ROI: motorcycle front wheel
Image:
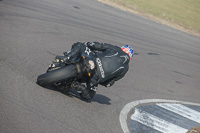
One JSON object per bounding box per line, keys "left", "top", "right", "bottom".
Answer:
{"left": 37, "top": 65, "right": 77, "bottom": 87}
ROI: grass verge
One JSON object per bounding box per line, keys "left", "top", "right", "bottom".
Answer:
{"left": 99, "top": 0, "right": 200, "bottom": 37}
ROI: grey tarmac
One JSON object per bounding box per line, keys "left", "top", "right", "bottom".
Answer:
{"left": 0, "top": 0, "right": 200, "bottom": 133}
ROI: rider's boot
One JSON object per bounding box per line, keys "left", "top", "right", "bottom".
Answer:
{"left": 75, "top": 84, "right": 91, "bottom": 100}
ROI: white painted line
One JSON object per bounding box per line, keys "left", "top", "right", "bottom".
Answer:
{"left": 119, "top": 99, "right": 200, "bottom": 133}
{"left": 157, "top": 103, "right": 200, "bottom": 123}
{"left": 131, "top": 109, "right": 188, "bottom": 133}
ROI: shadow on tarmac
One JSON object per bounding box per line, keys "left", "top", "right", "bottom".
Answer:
{"left": 92, "top": 94, "right": 111, "bottom": 105}
{"left": 38, "top": 83, "right": 111, "bottom": 105}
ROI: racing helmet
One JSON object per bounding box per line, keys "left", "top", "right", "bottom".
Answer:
{"left": 121, "top": 45, "right": 134, "bottom": 60}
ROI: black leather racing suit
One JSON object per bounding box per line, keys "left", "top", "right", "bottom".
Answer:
{"left": 66, "top": 42, "right": 130, "bottom": 100}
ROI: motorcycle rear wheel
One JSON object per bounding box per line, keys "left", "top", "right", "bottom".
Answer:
{"left": 37, "top": 65, "right": 77, "bottom": 87}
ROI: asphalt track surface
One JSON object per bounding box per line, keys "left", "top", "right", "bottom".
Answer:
{"left": 0, "top": 0, "right": 200, "bottom": 133}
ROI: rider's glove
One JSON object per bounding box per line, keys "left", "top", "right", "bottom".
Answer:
{"left": 85, "top": 42, "right": 95, "bottom": 47}
{"left": 63, "top": 56, "right": 70, "bottom": 63}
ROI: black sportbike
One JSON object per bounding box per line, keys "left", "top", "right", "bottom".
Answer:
{"left": 37, "top": 52, "right": 92, "bottom": 92}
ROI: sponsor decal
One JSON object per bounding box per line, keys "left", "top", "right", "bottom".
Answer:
{"left": 88, "top": 60, "right": 95, "bottom": 70}
{"left": 96, "top": 58, "right": 105, "bottom": 78}
{"left": 85, "top": 47, "right": 91, "bottom": 55}
{"left": 120, "top": 55, "right": 129, "bottom": 64}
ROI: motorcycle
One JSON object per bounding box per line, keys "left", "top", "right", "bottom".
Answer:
{"left": 37, "top": 52, "right": 91, "bottom": 92}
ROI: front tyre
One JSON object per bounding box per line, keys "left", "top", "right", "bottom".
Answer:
{"left": 37, "top": 65, "right": 77, "bottom": 87}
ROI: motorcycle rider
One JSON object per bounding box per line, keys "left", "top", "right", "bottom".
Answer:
{"left": 60, "top": 42, "right": 134, "bottom": 100}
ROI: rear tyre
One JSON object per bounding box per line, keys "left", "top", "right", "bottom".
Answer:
{"left": 37, "top": 65, "right": 77, "bottom": 87}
